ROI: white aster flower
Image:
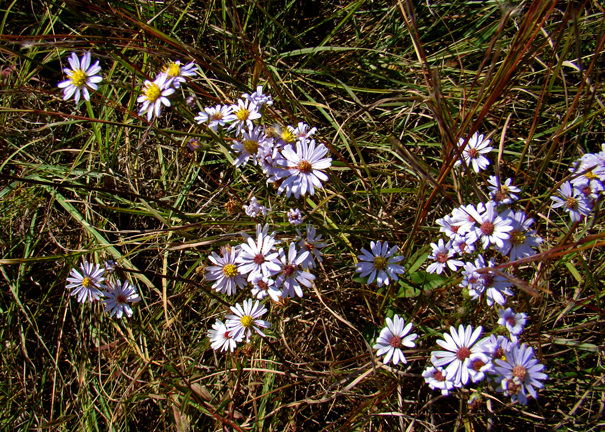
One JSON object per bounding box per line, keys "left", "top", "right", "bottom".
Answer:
{"left": 250, "top": 273, "right": 280, "bottom": 301}
{"left": 494, "top": 343, "right": 548, "bottom": 405}
{"left": 226, "top": 299, "right": 271, "bottom": 342}
{"left": 551, "top": 181, "right": 592, "bottom": 222}
{"left": 66, "top": 260, "right": 105, "bottom": 303}
{"left": 232, "top": 126, "right": 272, "bottom": 167}
{"left": 498, "top": 308, "right": 527, "bottom": 336}
{"left": 373, "top": 314, "right": 417, "bottom": 365}
{"left": 498, "top": 209, "right": 542, "bottom": 262}
{"left": 236, "top": 224, "right": 281, "bottom": 280}
{"left": 466, "top": 352, "right": 493, "bottom": 383}
{"left": 454, "top": 132, "right": 493, "bottom": 173}
{"left": 426, "top": 238, "right": 464, "bottom": 274}
{"left": 226, "top": 99, "right": 262, "bottom": 135}
{"left": 208, "top": 319, "right": 243, "bottom": 352}
{"left": 355, "top": 241, "right": 405, "bottom": 287}
{"left": 488, "top": 176, "right": 521, "bottom": 205}
{"left": 431, "top": 324, "right": 484, "bottom": 387}
{"left": 275, "top": 243, "right": 315, "bottom": 298}
{"left": 292, "top": 122, "right": 317, "bottom": 142}
{"left": 57, "top": 52, "right": 102, "bottom": 103}
{"left": 102, "top": 280, "right": 141, "bottom": 319}
{"left": 243, "top": 85, "right": 273, "bottom": 107}
{"left": 465, "top": 202, "right": 513, "bottom": 250}
{"left": 463, "top": 255, "right": 514, "bottom": 306}
{"left": 163, "top": 60, "right": 197, "bottom": 88}
{"left": 276, "top": 139, "right": 332, "bottom": 198}
{"left": 137, "top": 73, "right": 175, "bottom": 121}
{"left": 423, "top": 365, "right": 455, "bottom": 396}
{"left": 288, "top": 208, "right": 303, "bottom": 225}
{"left": 476, "top": 334, "right": 513, "bottom": 362}
{"left": 195, "top": 104, "right": 233, "bottom": 132}
{"left": 243, "top": 196, "right": 268, "bottom": 218}
{"left": 206, "top": 246, "right": 247, "bottom": 295}
{"left": 296, "top": 224, "right": 327, "bottom": 269}
{"left": 436, "top": 214, "right": 463, "bottom": 239}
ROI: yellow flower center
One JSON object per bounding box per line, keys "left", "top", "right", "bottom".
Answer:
{"left": 281, "top": 129, "right": 295, "bottom": 143}
{"left": 71, "top": 69, "right": 88, "bottom": 87}
{"left": 564, "top": 197, "right": 578, "bottom": 209}
{"left": 82, "top": 277, "right": 93, "bottom": 288}
{"left": 373, "top": 256, "right": 388, "bottom": 270}
{"left": 241, "top": 315, "right": 253, "bottom": 328}
{"left": 236, "top": 108, "right": 250, "bottom": 121}
{"left": 166, "top": 62, "right": 181, "bottom": 77}
{"left": 222, "top": 263, "right": 238, "bottom": 278}
{"left": 586, "top": 170, "right": 598, "bottom": 180}
{"left": 145, "top": 83, "right": 162, "bottom": 102}
{"left": 243, "top": 139, "right": 259, "bottom": 154}
{"left": 510, "top": 230, "right": 526, "bottom": 245}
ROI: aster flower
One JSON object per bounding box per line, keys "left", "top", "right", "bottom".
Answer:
{"left": 454, "top": 132, "right": 493, "bottom": 173}
{"left": 243, "top": 197, "right": 268, "bottom": 218}
{"left": 373, "top": 315, "right": 417, "bottom": 365}
{"left": 163, "top": 60, "right": 197, "bottom": 88}
{"left": 426, "top": 238, "right": 464, "bottom": 274}
{"left": 355, "top": 241, "right": 405, "bottom": 287}
{"left": 488, "top": 176, "right": 521, "bottom": 205}
{"left": 551, "top": 181, "right": 593, "bottom": 222}
{"left": 476, "top": 334, "right": 513, "bottom": 362}
{"left": 232, "top": 126, "right": 272, "bottom": 167}
{"left": 462, "top": 255, "right": 514, "bottom": 306}
{"left": 288, "top": 208, "right": 303, "bottom": 225}
{"left": 275, "top": 243, "right": 315, "bottom": 298}
{"left": 102, "top": 280, "right": 141, "bottom": 319}
{"left": 423, "top": 365, "right": 456, "bottom": 396}
{"left": 226, "top": 99, "right": 262, "bottom": 135}
{"left": 464, "top": 202, "right": 513, "bottom": 250}
{"left": 137, "top": 73, "right": 175, "bottom": 121}
{"left": 276, "top": 139, "right": 332, "bottom": 198}
{"left": 570, "top": 154, "right": 605, "bottom": 199}
{"left": 226, "top": 299, "right": 271, "bottom": 342}
{"left": 243, "top": 85, "right": 273, "bottom": 107}
{"left": 250, "top": 273, "right": 280, "bottom": 301}
{"left": 206, "top": 246, "right": 247, "bottom": 295}
{"left": 195, "top": 104, "right": 233, "bottom": 132}
{"left": 494, "top": 343, "right": 548, "bottom": 405}
{"left": 431, "top": 324, "right": 484, "bottom": 387}
{"left": 498, "top": 308, "right": 527, "bottom": 336}
{"left": 435, "top": 214, "right": 463, "bottom": 239}
{"left": 57, "top": 52, "right": 102, "bottom": 103}
{"left": 208, "top": 319, "right": 243, "bottom": 352}
{"left": 66, "top": 260, "right": 105, "bottom": 303}
{"left": 498, "top": 209, "right": 542, "bottom": 262}
{"left": 451, "top": 234, "right": 476, "bottom": 256}
{"left": 236, "top": 224, "right": 281, "bottom": 280}
{"left": 296, "top": 224, "right": 327, "bottom": 269}
{"left": 466, "top": 352, "right": 493, "bottom": 383}
{"left": 291, "top": 122, "right": 317, "bottom": 142}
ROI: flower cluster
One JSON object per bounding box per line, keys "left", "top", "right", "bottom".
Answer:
{"left": 66, "top": 259, "right": 141, "bottom": 319}
{"left": 137, "top": 60, "right": 198, "bottom": 121}
{"left": 195, "top": 86, "right": 332, "bottom": 199}
{"left": 431, "top": 153, "right": 543, "bottom": 307}
{"left": 423, "top": 322, "right": 547, "bottom": 405}
{"left": 57, "top": 52, "right": 198, "bottom": 122}
{"left": 206, "top": 223, "right": 326, "bottom": 352}
{"left": 550, "top": 147, "right": 605, "bottom": 222}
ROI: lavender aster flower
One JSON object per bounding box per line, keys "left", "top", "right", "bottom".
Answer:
{"left": 57, "top": 52, "right": 102, "bottom": 103}
{"left": 373, "top": 314, "right": 417, "bottom": 365}
{"left": 551, "top": 181, "right": 592, "bottom": 222}
{"left": 355, "top": 241, "right": 405, "bottom": 287}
